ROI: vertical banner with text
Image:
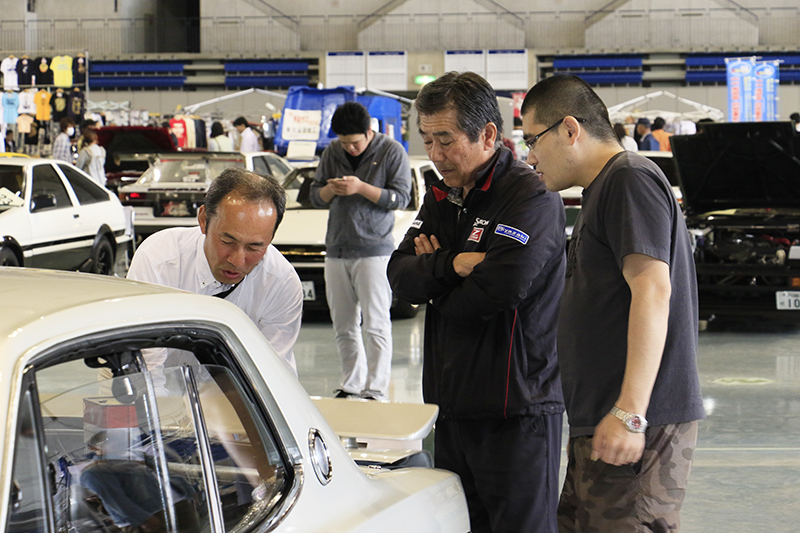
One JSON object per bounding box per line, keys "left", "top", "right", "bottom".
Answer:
{"left": 726, "top": 57, "right": 756, "bottom": 122}
{"left": 753, "top": 60, "right": 780, "bottom": 122}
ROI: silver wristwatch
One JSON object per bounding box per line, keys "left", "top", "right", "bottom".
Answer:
{"left": 609, "top": 406, "right": 648, "bottom": 433}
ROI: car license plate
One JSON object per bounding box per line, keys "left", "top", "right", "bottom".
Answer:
{"left": 302, "top": 281, "right": 316, "bottom": 301}
{"left": 776, "top": 291, "right": 800, "bottom": 310}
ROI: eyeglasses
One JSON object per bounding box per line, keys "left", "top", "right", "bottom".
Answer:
{"left": 524, "top": 117, "right": 587, "bottom": 151}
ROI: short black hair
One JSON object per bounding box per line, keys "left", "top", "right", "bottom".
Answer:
{"left": 521, "top": 75, "right": 617, "bottom": 144}
{"left": 233, "top": 117, "right": 249, "bottom": 128}
{"left": 330, "top": 102, "right": 371, "bottom": 136}
{"left": 204, "top": 168, "right": 286, "bottom": 234}
{"left": 790, "top": 112, "right": 800, "bottom": 123}
{"left": 652, "top": 117, "right": 666, "bottom": 130}
{"left": 415, "top": 71, "right": 503, "bottom": 143}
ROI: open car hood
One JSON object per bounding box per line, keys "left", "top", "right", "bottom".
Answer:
{"left": 672, "top": 121, "right": 800, "bottom": 216}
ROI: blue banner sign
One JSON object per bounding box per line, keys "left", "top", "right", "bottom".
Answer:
{"left": 726, "top": 57, "right": 756, "bottom": 122}
{"left": 753, "top": 61, "right": 780, "bottom": 122}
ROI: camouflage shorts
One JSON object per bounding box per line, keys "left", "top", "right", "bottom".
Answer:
{"left": 557, "top": 421, "right": 698, "bottom": 533}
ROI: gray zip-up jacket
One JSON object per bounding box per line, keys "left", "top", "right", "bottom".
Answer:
{"left": 310, "top": 132, "right": 412, "bottom": 258}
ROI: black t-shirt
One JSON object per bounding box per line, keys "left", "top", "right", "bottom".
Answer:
{"left": 16, "top": 58, "right": 33, "bottom": 86}
{"left": 73, "top": 55, "right": 87, "bottom": 85}
{"left": 33, "top": 57, "right": 53, "bottom": 86}
{"left": 558, "top": 151, "right": 704, "bottom": 437}
{"left": 344, "top": 151, "right": 363, "bottom": 172}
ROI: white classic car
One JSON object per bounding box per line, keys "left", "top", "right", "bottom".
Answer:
{"left": 0, "top": 155, "right": 133, "bottom": 274}
{"left": 0, "top": 268, "right": 469, "bottom": 533}
{"left": 118, "top": 151, "right": 294, "bottom": 242}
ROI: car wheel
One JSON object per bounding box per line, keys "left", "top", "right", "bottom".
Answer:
{"left": 0, "top": 247, "right": 20, "bottom": 267}
{"left": 391, "top": 298, "right": 420, "bottom": 319}
{"left": 91, "top": 237, "right": 115, "bottom": 275}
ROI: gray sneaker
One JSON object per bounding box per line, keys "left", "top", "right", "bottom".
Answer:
{"left": 360, "top": 390, "right": 388, "bottom": 401}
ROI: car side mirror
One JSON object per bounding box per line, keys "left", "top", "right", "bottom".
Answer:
{"left": 31, "top": 194, "right": 56, "bottom": 212}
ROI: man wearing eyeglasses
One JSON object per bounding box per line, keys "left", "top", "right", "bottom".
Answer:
{"left": 521, "top": 75, "right": 704, "bottom": 532}
{"left": 310, "top": 101, "right": 411, "bottom": 402}
{"left": 388, "top": 72, "right": 566, "bottom": 533}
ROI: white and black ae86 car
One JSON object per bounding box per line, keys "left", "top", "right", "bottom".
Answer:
{"left": 0, "top": 268, "right": 469, "bottom": 533}
{"left": 0, "top": 155, "right": 133, "bottom": 274}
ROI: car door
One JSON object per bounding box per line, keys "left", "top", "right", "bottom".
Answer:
{"left": 7, "top": 324, "right": 300, "bottom": 533}
{"left": 27, "top": 162, "right": 88, "bottom": 270}
{"left": 57, "top": 163, "right": 122, "bottom": 240}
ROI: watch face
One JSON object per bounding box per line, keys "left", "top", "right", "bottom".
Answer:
{"left": 629, "top": 416, "right": 643, "bottom": 431}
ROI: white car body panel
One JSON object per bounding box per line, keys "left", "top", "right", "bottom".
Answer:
{"left": 0, "top": 269, "right": 470, "bottom": 532}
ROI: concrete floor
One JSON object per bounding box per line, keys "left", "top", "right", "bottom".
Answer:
{"left": 294, "top": 309, "right": 800, "bottom": 532}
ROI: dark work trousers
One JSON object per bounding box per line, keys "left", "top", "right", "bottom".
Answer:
{"left": 434, "top": 413, "right": 563, "bottom": 533}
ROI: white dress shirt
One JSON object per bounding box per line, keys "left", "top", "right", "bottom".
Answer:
{"left": 127, "top": 227, "right": 303, "bottom": 375}
{"left": 240, "top": 127, "right": 260, "bottom": 152}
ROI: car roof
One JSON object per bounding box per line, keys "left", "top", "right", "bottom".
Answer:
{"left": 0, "top": 268, "right": 179, "bottom": 334}
{"left": 0, "top": 156, "right": 67, "bottom": 167}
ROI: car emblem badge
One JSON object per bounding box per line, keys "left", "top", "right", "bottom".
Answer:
{"left": 468, "top": 228, "right": 484, "bottom": 243}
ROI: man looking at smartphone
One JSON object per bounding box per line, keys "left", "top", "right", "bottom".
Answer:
{"left": 310, "top": 102, "right": 411, "bottom": 401}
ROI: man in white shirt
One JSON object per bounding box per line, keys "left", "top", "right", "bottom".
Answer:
{"left": 127, "top": 168, "right": 304, "bottom": 375}
{"left": 234, "top": 116, "right": 261, "bottom": 152}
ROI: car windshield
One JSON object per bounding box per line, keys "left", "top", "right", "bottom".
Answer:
{"left": 137, "top": 158, "right": 246, "bottom": 185}
{"left": 0, "top": 165, "right": 26, "bottom": 199}
{"left": 283, "top": 167, "right": 318, "bottom": 209}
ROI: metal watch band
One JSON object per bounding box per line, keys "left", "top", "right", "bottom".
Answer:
{"left": 610, "top": 406, "right": 648, "bottom": 433}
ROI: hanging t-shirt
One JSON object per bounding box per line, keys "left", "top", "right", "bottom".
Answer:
{"left": 1, "top": 57, "right": 19, "bottom": 90}
{"left": 52, "top": 89, "right": 68, "bottom": 121}
{"left": 33, "top": 57, "right": 53, "bottom": 86}
{"left": 169, "top": 116, "right": 189, "bottom": 148}
{"left": 51, "top": 55, "right": 74, "bottom": 88}
{"left": 73, "top": 55, "right": 88, "bottom": 85}
{"left": 17, "top": 89, "right": 36, "bottom": 115}
{"left": 15, "top": 58, "right": 33, "bottom": 86}
{"left": 68, "top": 89, "right": 85, "bottom": 120}
{"left": 183, "top": 116, "right": 196, "bottom": 149}
{"left": 35, "top": 90, "right": 52, "bottom": 121}
{"left": 16, "top": 114, "right": 34, "bottom": 134}
{"left": 2, "top": 92, "right": 20, "bottom": 125}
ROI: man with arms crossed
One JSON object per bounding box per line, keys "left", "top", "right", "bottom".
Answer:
{"left": 127, "top": 168, "right": 303, "bottom": 376}
{"left": 388, "top": 72, "right": 566, "bottom": 533}
{"left": 521, "top": 75, "right": 704, "bottom": 532}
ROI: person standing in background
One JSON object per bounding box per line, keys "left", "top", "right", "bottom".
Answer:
{"left": 52, "top": 117, "right": 75, "bottom": 162}
{"left": 614, "top": 123, "right": 638, "bottom": 152}
{"left": 209, "top": 122, "right": 233, "bottom": 152}
{"left": 311, "top": 102, "right": 411, "bottom": 402}
{"left": 651, "top": 117, "right": 672, "bottom": 152}
{"left": 234, "top": 117, "right": 260, "bottom": 152}
{"left": 76, "top": 128, "right": 107, "bottom": 187}
{"left": 635, "top": 118, "right": 660, "bottom": 151}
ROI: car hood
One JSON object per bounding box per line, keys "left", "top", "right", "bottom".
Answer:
{"left": 672, "top": 121, "right": 800, "bottom": 216}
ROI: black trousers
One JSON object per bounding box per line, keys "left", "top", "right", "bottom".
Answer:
{"left": 435, "top": 413, "right": 563, "bottom": 533}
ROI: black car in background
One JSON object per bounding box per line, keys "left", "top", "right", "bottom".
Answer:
{"left": 672, "top": 121, "right": 800, "bottom": 321}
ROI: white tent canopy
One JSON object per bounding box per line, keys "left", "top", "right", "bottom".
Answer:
{"left": 607, "top": 90, "right": 725, "bottom": 123}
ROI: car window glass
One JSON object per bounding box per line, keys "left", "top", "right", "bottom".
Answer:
{"left": 0, "top": 165, "right": 26, "bottom": 197}
{"left": 22, "top": 336, "right": 290, "bottom": 533}
{"left": 265, "top": 157, "right": 291, "bottom": 181}
{"left": 405, "top": 168, "right": 419, "bottom": 211}
{"left": 58, "top": 164, "right": 110, "bottom": 205}
{"left": 31, "top": 164, "right": 72, "bottom": 211}
{"left": 6, "top": 387, "right": 48, "bottom": 533}
{"left": 421, "top": 166, "right": 440, "bottom": 191}
{"left": 137, "top": 158, "right": 245, "bottom": 185}
{"left": 252, "top": 157, "right": 270, "bottom": 177}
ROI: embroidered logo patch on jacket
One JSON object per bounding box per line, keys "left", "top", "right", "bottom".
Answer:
{"left": 468, "top": 227, "right": 484, "bottom": 243}
{"left": 494, "top": 224, "right": 529, "bottom": 245}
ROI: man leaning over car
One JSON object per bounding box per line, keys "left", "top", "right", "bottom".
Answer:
{"left": 127, "top": 168, "right": 303, "bottom": 377}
